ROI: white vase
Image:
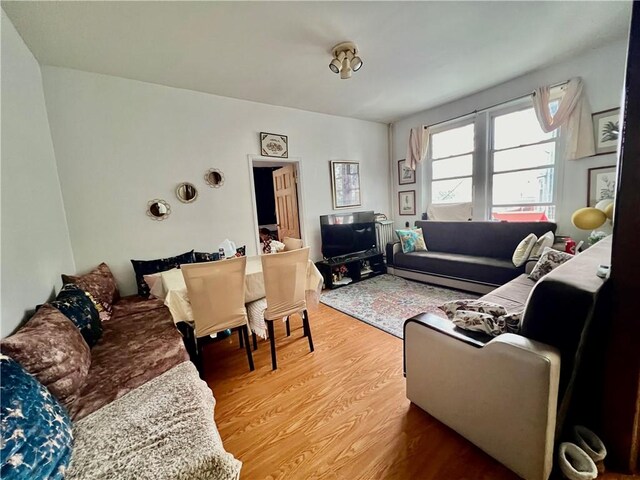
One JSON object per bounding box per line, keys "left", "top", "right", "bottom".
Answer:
{"left": 558, "top": 442, "right": 598, "bottom": 480}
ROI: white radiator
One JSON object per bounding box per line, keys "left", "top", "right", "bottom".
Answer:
{"left": 375, "top": 220, "right": 394, "bottom": 255}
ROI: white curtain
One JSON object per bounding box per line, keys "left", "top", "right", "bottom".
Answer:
{"left": 406, "top": 126, "right": 430, "bottom": 170}
{"left": 532, "top": 77, "right": 595, "bottom": 160}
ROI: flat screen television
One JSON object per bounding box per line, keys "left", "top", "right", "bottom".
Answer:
{"left": 320, "top": 211, "right": 377, "bottom": 259}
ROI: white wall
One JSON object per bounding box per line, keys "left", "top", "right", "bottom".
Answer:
{"left": 392, "top": 40, "right": 628, "bottom": 241}
{"left": 0, "top": 12, "right": 75, "bottom": 336}
{"left": 41, "top": 67, "right": 390, "bottom": 295}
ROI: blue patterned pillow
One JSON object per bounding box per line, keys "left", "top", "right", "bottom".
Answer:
{"left": 0, "top": 355, "right": 73, "bottom": 479}
{"left": 395, "top": 228, "right": 428, "bottom": 254}
{"left": 131, "top": 250, "right": 195, "bottom": 297}
{"left": 51, "top": 283, "right": 102, "bottom": 347}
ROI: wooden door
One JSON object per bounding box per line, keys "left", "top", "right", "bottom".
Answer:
{"left": 272, "top": 164, "right": 300, "bottom": 241}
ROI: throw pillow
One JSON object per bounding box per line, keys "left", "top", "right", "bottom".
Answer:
{"left": 529, "top": 231, "right": 555, "bottom": 259}
{"left": 0, "top": 355, "right": 73, "bottom": 480}
{"left": 143, "top": 267, "right": 179, "bottom": 299}
{"left": 51, "top": 284, "right": 102, "bottom": 347}
{"left": 62, "top": 263, "right": 119, "bottom": 321}
{"left": 0, "top": 305, "right": 91, "bottom": 409}
{"left": 395, "top": 228, "right": 427, "bottom": 254}
{"left": 512, "top": 233, "right": 537, "bottom": 267}
{"left": 528, "top": 246, "right": 574, "bottom": 281}
{"left": 451, "top": 310, "right": 524, "bottom": 337}
{"left": 439, "top": 299, "right": 507, "bottom": 319}
{"left": 194, "top": 251, "right": 221, "bottom": 263}
{"left": 131, "top": 250, "right": 195, "bottom": 297}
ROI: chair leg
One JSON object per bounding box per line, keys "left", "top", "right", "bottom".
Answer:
{"left": 238, "top": 329, "right": 244, "bottom": 349}
{"left": 241, "top": 326, "right": 255, "bottom": 371}
{"left": 267, "top": 319, "right": 277, "bottom": 370}
{"left": 285, "top": 317, "right": 291, "bottom": 337}
{"left": 194, "top": 336, "right": 204, "bottom": 378}
{"left": 252, "top": 332, "right": 258, "bottom": 351}
{"left": 302, "top": 310, "right": 314, "bottom": 353}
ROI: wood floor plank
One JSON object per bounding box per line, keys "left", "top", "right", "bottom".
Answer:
{"left": 201, "top": 303, "right": 634, "bottom": 479}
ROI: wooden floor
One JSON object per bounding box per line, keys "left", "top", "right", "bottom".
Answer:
{"left": 203, "top": 303, "right": 636, "bottom": 480}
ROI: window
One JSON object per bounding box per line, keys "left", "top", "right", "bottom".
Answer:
{"left": 426, "top": 97, "right": 560, "bottom": 221}
{"left": 430, "top": 123, "right": 474, "bottom": 204}
{"left": 490, "top": 105, "right": 558, "bottom": 222}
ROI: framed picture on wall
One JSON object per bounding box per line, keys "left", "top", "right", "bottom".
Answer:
{"left": 398, "top": 159, "right": 416, "bottom": 185}
{"left": 398, "top": 190, "right": 416, "bottom": 216}
{"left": 260, "top": 132, "right": 288, "bottom": 158}
{"left": 592, "top": 109, "right": 620, "bottom": 155}
{"left": 587, "top": 165, "right": 616, "bottom": 207}
{"left": 330, "top": 161, "right": 361, "bottom": 209}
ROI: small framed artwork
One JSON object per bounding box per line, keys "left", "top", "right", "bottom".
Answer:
{"left": 330, "top": 161, "right": 361, "bottom": 209}
{"left": 260, "top": 132, "right": 288, "bottom": 158}
{"left": 587, "top": 165, "right": 616, "bottom": 207}
{"left": 592, "top": 108, "right": 620, "bottom": 155}
{"left": 398, "top": 159, "right": 416, "bottom": 185}
{"left": 398, "top": 190, "right": 416, "bottom": 216}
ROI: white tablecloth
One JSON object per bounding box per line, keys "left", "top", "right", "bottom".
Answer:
{"left": 155, "top": 256, "right": 323, "bottom": 339}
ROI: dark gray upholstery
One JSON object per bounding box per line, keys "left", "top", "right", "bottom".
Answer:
{"left": 389, "top": 221, "right": 557, "bottom": 288}
{"left": 394, "top": 251, "right": 521, "bottom": 286}
{"left": 414, "top": 221, "right": 557, "bottom": 259}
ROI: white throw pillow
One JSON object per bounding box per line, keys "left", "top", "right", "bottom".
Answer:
{"left": 529, "top": 231, "right": 555, "bottom": 259}
{"left": 512, "top": 233, "right": 537, "bottom": 267}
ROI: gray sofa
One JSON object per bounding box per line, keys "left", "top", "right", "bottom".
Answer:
{"left": 404, "top": 236, "right": 611, "bottom": 480}
{"left": 387, "top": 221, "right": 557, "bottom": 293}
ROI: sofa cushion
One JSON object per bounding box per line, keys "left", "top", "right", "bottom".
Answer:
{"left": 1, "top": 305, "right": 91, "bottom": 409}
{"left": 111, "top": 295, "right": 167, "bottom": 318}
{"left": 481, "top": 274, "right": 535, "bottom": 312}
{"left": 62, "top": 263, "right": 119, "bottom": 321}
{"left": 131, "top": 250, "right": 195, "bottom": 297}
{"left": 66, "top": 362, "right": 241, "bottom": 480}
{"left": 51, "top": 284, "right": 103, "bottom": 347}
{"left": 69, "top": 306, "right": 188, "bottom": 420}
{"left": 394, "top": 251, "right": 521, "bottom": 286}
{"left": 530, "top": 231, "right": 555, "bottom": 258}
{"left": 396, "top": 228, "right": 427, "bottom": 253}
{"left": 528, "top": 247, "right": 574, "bottom": 281}
{"left": 414, "top": 221, "right": 557, "bottom": 259}
{"left": 0, "top": 355, "right": 73, "bottom": 480}
{"left": 512, "top": 233, "right": 537, "bottom": 267}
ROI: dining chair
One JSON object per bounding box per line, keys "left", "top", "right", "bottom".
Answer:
{"left": 181, "top": 257, "right": 254, "bottom": 373}
{"left": 282, "top": 237, "right": 303, "bottom": 251}
{"left": 260, "top": 247, "right": 314, "bottom": 370}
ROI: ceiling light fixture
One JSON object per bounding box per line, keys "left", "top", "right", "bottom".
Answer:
{"left": 329, "top": 42, "right": 362, "bottom": 79}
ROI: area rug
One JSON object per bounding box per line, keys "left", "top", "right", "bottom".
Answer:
{"left": 320, "top": 274, "right": 477, "bottom": 339}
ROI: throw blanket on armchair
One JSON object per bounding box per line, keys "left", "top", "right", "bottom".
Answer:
{"left": 66, "top": 362, "right": 241, "bottom": 480}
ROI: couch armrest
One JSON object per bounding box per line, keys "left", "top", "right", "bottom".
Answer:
{"left": 386, "top": 241, "right": 401, "bottom": 266}
{"left": 405, "top": 320, "right": 560, "bottom": 480}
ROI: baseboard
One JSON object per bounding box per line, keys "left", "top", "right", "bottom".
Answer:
{"left": 387, "top": 267, "right": 496, "bottom": 295}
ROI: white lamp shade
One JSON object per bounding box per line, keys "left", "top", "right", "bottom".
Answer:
{"left": 595, "top": 198, "right": 614, "bottom": 212}
{"left": 351, "top": 56, "right": 363, "bottom": 71}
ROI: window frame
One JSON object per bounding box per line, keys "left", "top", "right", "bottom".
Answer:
{"left": 426, "top": 116, "right": 476, "bottom": 207}
{"left": 487, "top": 99, "right": 561, "bottom": 221}
{"left": 424, "top": 94, "right": 565, "bottom": 222}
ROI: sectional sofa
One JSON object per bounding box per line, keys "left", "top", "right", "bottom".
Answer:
{"left": 387, "top": 220, "right": 558, "bottom": 293}
{"left": 1, "top": 264, "right": 241, "bottom": 480}
{"left": 404, "top": 236, "right": 612, "bottom": 480}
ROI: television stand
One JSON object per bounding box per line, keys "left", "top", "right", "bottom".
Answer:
{"left": 316, "top": 251, "right": 386, "bottom": 290}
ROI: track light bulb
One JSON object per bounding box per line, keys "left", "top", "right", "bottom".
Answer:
{"left": 351, "top": 55, "right": 363, "bottom": 72}
{"left": 340, "top": 57, "right": 352, "bottom": 79}
{"left": 329, "top": 58, "right": 341, "bottom": 74}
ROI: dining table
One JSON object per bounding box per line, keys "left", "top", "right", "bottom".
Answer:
{"left": 151, "top": 255, "right": 324, "bottom": 339}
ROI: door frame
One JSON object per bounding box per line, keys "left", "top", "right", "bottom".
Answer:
{"left": 247, "top": 155, "right": 307, "bottom": 256}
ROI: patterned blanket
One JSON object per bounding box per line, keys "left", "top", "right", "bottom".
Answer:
{"left": 66, "top": 362, "right": 241, "bottom": 480}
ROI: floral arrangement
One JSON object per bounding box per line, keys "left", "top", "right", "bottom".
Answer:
{"left": 588, "top": 230, "right": 609, "bottom": 246}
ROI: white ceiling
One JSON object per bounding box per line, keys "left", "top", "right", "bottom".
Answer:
{"left": 2, "top": 1, "right": 632, "bottom": 123}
